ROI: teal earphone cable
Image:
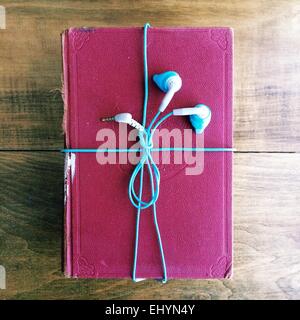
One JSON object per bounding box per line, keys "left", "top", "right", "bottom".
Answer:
{"left": 131, "top": 23, "right": 168, "bottom": 282}
{"left": 142, "top": 23, "right": 151, "bottom": 127}
{"left": 62, "top": 148, "right": 235, "bottom": 153}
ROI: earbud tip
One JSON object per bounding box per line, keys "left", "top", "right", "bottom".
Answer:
{"left": 153, "top": 71, "right": 178, "bottom": 92}
{"left": 189, "top": 114, "right": 204, "bottom": 134}
{"left": 189, "top": 104, "right": 211, "bottom": 134}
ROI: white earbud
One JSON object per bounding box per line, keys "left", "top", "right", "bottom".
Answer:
{"left": 153, "top": 71, "right": 182, "bottom": 112}
{"left": 159, "top": 75, "right": 182, "bottom": 112}
{"left": 101, "top": 113, "right": 144, "bottom": 131}
{"left": 173, "top": 105, "right": 210, "bottom": 117}
{"left": 173, "top": 104, "right": 212, "bottom": 134}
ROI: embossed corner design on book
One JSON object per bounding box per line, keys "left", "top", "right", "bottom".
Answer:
{"left": 77, "top": 256, "right": 95, "bottom": 277}
{"left": 210, "top": 29, "right": 228, "bottom": 51}
{"left": 210, "top": 256, "right": 232, "bottom": 278}
{"left": 71, "top": 28, "right": 94, "bottom": 52}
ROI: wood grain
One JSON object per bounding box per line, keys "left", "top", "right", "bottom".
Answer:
{"left": 0, "top": 152, "right": 299, "bottom": 300}
{"left": 0, "top": 0, "right": 299, "bottom": 150}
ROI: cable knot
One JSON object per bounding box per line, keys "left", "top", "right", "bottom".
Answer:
{"left": 128, "top": 128, "right": 160, "bottom": 211}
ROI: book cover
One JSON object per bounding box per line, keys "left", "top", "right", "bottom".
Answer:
{"left": 62, "top": 26, "right": 233, "bottom": 279}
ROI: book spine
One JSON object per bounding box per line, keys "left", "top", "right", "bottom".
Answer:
{"left": 62, "top": 30, "right": 73, "bottom": 277}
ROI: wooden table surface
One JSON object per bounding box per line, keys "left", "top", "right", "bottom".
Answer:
{"left": 0, "top": 0, "right": 300, "bottom": 300}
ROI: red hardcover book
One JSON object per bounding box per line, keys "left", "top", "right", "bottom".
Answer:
{"left": 62, "top": 26, "right": 233, "bottom": 279}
